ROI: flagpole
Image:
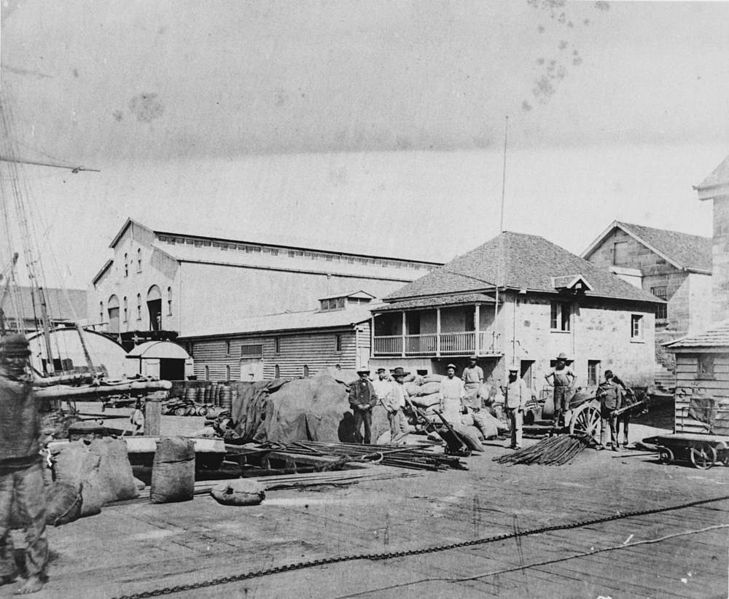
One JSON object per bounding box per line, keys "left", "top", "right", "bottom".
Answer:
{"left": 493, "top": 116, "right": 508, "bottom": 354}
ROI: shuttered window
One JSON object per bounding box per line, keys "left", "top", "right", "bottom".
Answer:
{"left": 241, "top": 344, "right": 263, "bottom": 358}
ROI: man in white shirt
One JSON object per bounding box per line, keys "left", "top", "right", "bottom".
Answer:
{"left": 461, "top": 356, "right": 484, "bottom": 411}
{"left": 438, "top": 363, "right": 465, "bottom": 425}
{"left": 381, "top": 367, "right": 409, "bottom": 445}
{"left": 504, "top": 367, "right": 529, "bottom": 450}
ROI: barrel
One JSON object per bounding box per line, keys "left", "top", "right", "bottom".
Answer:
{"left": 220, "top": 385, "right": 232, "bottom": 411}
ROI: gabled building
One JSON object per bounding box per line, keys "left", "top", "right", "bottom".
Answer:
{"left": 371, "top": 231, "right": 663, "bottom": 390}
{"left": 582, "top": 221, "right": 713, "bottom": 369}
{"left": 88, "top": 218, "right": 440, "bottom": 348}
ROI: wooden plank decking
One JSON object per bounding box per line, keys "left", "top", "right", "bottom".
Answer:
{"left": 6, "top": 440, "right": 729, "bottom": 599}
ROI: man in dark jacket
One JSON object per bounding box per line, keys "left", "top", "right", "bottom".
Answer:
{"left": 597, "top": 369, "right": 623, "bottom": 452}
{"left": 0, "top": 334, "right": 48, "bottom": 594}
{"left": 348, "top": 366, "right": 378, "bottom": 444}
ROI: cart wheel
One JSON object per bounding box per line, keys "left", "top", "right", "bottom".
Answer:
{"left": 657, "top": 446, "right": 674, "bottom": 464}
{"left": 690, "top": 443, "right": 717, "bottom": 470}
{"left": 569, "top": 403, "right": 601, "bottom": 442}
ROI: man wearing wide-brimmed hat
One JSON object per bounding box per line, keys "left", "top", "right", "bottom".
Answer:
{"left": 348, "top": 366, "right": 378, "bottom": 444}
{"left": 544, "top": 352, "right": 576, "bottom": 427}
{"left": 0, "top": 334, "right": 48, "bottom": 594}
{"left": 382, "top": 367, "right": 409, "bottom": 445}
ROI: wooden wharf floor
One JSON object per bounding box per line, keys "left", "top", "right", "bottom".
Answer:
{"left": 2, "top": 434, "right": 728, "bottom": 599}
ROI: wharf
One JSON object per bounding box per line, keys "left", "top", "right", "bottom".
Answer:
{"left": 6, "top": 427, "right": 728, "bottom": 599}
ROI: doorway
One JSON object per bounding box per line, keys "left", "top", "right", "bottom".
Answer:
{"left": 147, "top": 285, "right": 162, "bottom": 331}
{"left": 520, "top": 360, "right": 535, "bottom": 389}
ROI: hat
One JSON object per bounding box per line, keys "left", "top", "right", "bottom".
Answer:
{"left": 0, "top": 334, "right": 30, "bottom": 357}
{"left": 446, "top": 363, "right": 457, "bottom": 370}
{"left": 376, "top": 367, "right": 387, "bottom": 373}
{"left": 390, "top": 367, "right": 409, "bottom": 378}
{"left": 356, "top": 365, "right": 370, "bottom": 374}
{"left": 469, "top": 355, "right": 477, "bottom": 360}
{"left": 556, "top": 352, "right": 569, "bottom": 361}
{"left": 508, "top": 367, "right": 519, "bottom": 373}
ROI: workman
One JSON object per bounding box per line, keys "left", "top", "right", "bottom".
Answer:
{"left": 597, "top": 370, "right": 623, "bottom": 451}
{"left": 544, "top": 352, "right": 576, "bottom": 427}
{"left": 461, "top": 356, "right": 484, "bottom": 411}
{"left": 348, "top": 366, "right": 378, "bottom": 444}
{"left": 504, "top": 367, "right": 529, "bottom": 450}
{"left": 612, "top": 373, "right": 634, "bottom": 447}
{"left": 438, "top": 363, "right": 465, "bottom": 425}
{"left": 0, "top": 334, "right": 48, "bottom": 594}
{"left": 382, "top": 367, "right": 409, "bottom": 445}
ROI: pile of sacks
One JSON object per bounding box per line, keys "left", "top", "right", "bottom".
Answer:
{"left": 11, "top": 438, "right": 142, "bottom": 529}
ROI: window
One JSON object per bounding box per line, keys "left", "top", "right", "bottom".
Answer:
{"left": 303, "top": 365, "right": 309, "bottom": 378}
{"left": 587, "top": 360, "right": 601, "bottom": 386}
{"left": 651, "top": 286, "right": 667, "bottom": 320}
{"left": 335, "top": 334, "right": 342, "bottom": 352}
{"left": 274, "top": 337, "right": 281, "bottom": 354}
{"left": 697, "top": 354, "right": 715, "bottom": 379}
{"left": 136, "top": 294, "right": 142, "bottom": 320}
{"left": 123, "top": 296, "right": 128, "bottom": 323}
{"left": 613, "top": 241, "right": 629, "bottom": 266}
{"left": 226, "top": 365, "right": 231, "bottom": 381}
{"left": 167, "top": 287, "right": 173, "bottom": 316}
{"left": 204, "top": 365, "right": 209, "bottom": 380}
{"left": 550, "top": 302, "right": 570, "bottom": 332}
{"left": 123, "top": 253, "right": 128, "bottom": 277}
{"left": 630, "top": 314, "right": 643, "bottom": 340}
{"left": 225, "top": 340, "right": 231, "bottom": 355}
{"left": 241, "top": 344, "right": 263, "bottom": 358}
{"left": 274, "top": 364, "right": 280, "bottom": 378}
{"left": 137, "top": 248, "right": 142, "bottom": 273}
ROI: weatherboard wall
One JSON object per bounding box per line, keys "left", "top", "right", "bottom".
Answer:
{"left": 673, "top": 353, "right": 729, "bottom": 435}
{"left": 713, "top": 197, "right": 729, "bottom": 322}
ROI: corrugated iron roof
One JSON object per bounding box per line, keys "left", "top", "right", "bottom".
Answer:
{"left": 180, "top": 306, "right": 372, "bottom": 339}
{"left": 374, "top": 292, "right": 496, "bottom": 312}
{"left": 386, "top": 231, "right": 662, "bottom": 304}
{"left": 665, "top": 320, "right": 729, "bottom": 350}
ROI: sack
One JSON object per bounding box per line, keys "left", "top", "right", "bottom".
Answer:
{"left": 411, "top": 394, "right": 440, "bottom": 409}
{"left": 452, "top": 424, "right": 485, "bottom": 452}
{"left": 404, "top": 382, "right": 420, "bottom": 396}
{"left": 46, "top": 481, "right": 82, "bottom": 526}
{"left": 88, "top": 438, "right": 139, "bottom": 503}
{"left": 210, "top": 480, "right": 265, "bottom": 506}
{"left": 423, "top": 375, "right": 443, "bottom": 384}
{"left": 150, "top": 437, "right": 195, "bottom": 504}
{"left": 417, "top": 382, "right": 441, "bottom": 396}
{"left": 53, "top": 442, "right": 100, "bottom": 492}
{"left": 79, "top": 474, "right": 104, "bottom": 518}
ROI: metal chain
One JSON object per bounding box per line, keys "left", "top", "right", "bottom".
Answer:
{"left": 112, "top": 493, "right": 729, "bottom": 599}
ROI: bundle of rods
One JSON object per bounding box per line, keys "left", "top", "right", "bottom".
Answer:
{"left": 493, "top": 434, "right": 592, "bottom": 466}
{"left": 280, "top": 440, "right": 467, "bottom": 471}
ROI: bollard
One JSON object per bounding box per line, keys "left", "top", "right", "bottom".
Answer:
{"left": 144, "top": 391, "right": 167, "bottom": 436}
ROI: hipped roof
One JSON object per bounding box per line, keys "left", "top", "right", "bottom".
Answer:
{"left": 386, "top": 231, "right": 662, "bottom": 304}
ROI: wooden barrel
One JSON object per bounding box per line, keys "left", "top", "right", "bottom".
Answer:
{"left": 184, "top": 387, "right": 197, "bottom": 403}
{"left": 220, "top": 385, "right": 232, "bottom": 411}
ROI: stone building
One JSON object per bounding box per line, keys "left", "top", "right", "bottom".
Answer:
{"left": 581, "top": 221, "right": 713, "bottom": 369}
{"left": 694, "top": 155, "right": 729, "bottom": 323}
{"left": 370, "top": 231, "right": 663, "bottom": 393}
{"left": 88, "top": 218, "right": 439, "bottom": 349}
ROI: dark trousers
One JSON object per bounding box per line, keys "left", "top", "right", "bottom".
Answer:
{"left": 0, "top": 462, "right": 48, "bottom": 578}
{"left": 353, "top": 409, "right": 373, "bottom": 444}
{"left": 553, "top": 386, "right": 570, "bottom": 423}
{"left": 600, "top": 406, "right": 618, "bottom": 447}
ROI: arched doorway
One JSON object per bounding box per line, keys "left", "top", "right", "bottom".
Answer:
{"left": 147, "top": 285, "right": 162, "bottom": 331}
{"left": 107, "top": 295, "right": 120, "bottom": 333}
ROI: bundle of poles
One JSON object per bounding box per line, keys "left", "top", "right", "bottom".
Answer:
{"left": 493, "top": 434, "right": 593, "bottom": 466}
{"left": 277, "top": 440, "right": 468, "bottom": 471}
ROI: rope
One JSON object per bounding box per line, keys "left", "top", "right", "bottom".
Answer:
{"left": 111, "top": 493, "right": 729, "bottom": 599}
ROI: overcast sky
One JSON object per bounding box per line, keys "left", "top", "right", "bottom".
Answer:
{"left": 0, "top": 1, "right": 726, "bottom": 288}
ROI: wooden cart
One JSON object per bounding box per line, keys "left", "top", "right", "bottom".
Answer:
{"left": 523, "top": 390, "right": 602, "bottom": 441}
{"left": 649, "top": 432, "right": 729, "bottom": 469}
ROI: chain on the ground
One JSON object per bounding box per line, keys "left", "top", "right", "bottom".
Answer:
{"left": 112, "top": 493, "right": 729, "bottom": 599}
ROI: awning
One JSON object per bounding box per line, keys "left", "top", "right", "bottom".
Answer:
{"left": 373, "top": 293, "right": 496, "bottom": 313}
{"left": 127, "top": 341, "right": 190, "bottom": 360}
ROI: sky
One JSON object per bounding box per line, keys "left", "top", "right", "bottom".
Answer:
{"left": 0, "top": 0, "right": 726, "bottom": 288}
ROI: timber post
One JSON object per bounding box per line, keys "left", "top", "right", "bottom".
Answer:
{"left": 144, "top": 391, "right": 167, "bottom": 436}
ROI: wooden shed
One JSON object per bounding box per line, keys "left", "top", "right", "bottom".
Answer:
{"left": 665, "top": 320, "right": 729, "bottom": 435}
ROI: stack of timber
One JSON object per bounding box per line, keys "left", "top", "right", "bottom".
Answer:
{"left": 275, "top": 440, "right": 468, "bottom": 471}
